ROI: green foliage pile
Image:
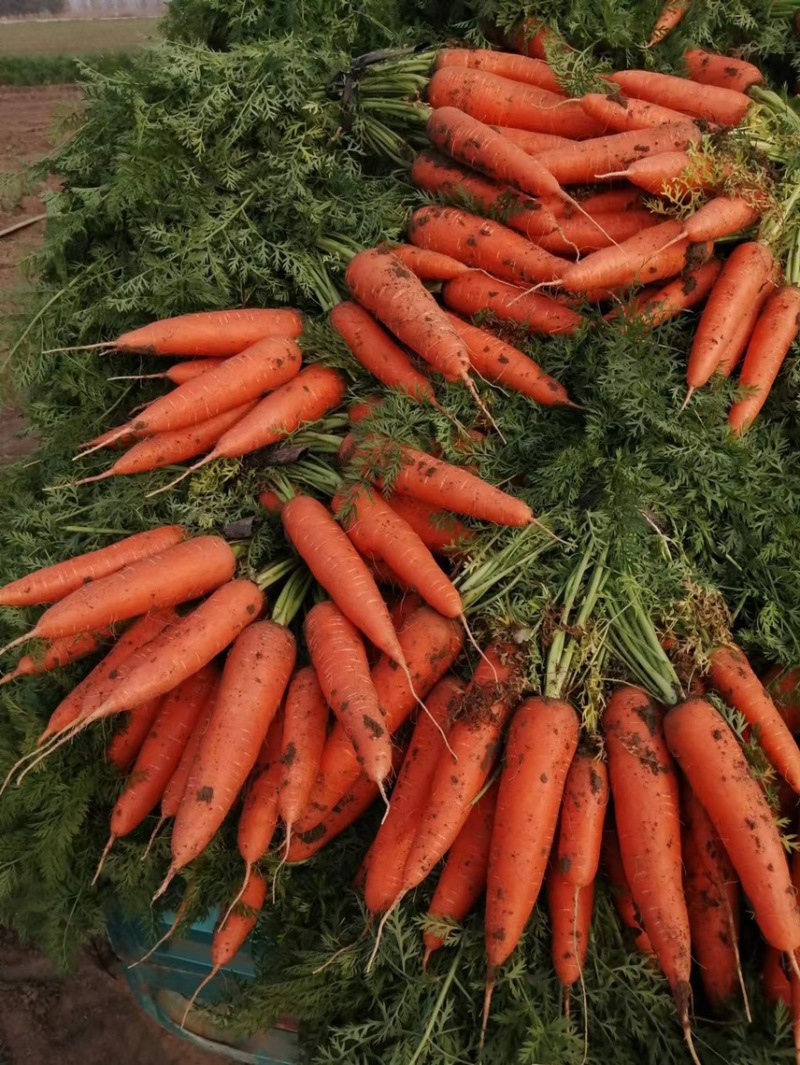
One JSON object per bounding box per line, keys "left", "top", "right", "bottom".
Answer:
{"left": 2, "top": 2, "right": 800, "bottom": 1063}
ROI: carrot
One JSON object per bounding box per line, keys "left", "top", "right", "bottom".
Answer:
{"left": 181, "top": 870, "right": 267, "bottom": 1027}
{"left": 601, "top": 826, "right": 654, "bottom": 955}
{"left": 294, "top": 606, "right": 463, "bottom": 830}
{"left": 364, "top": 676, "right": 462, "bottom": 915}
{"left": 427, "top": 67, "right": 607, "bottom": 140}
{"left": 536, "top": 210, "right": 661, "bottom": 255}
{"left": 508, "top": 20, "right": 572, "bottom": 61}
{"left": 547, "top": 868, "right": 594, "bottom": 1004}
{"left": 580, "top": 92, "right": 693, "bottom": 132}
{"left": 681, "top": 780, "right": 745, "bottom": 1013}
{"left": 258, "top": 488, "right": 285, "bottom": 516}
{"left": 108, "top": 358, "right": 220, "bottom": 385}
{"left": 160, "top": 620, "right": 295, "bottom": 886}
{"left": 764, "top": 666, "right": 800, "bottom": 735}
{"left": 0, "top": 525, "right": 186, "bottom": 608}
{"left": 52, "top": 308, "right": 304, "bottom": 358}
{"left": 106, "top": 696, "right": 163, "bottom": 772}
{"left": 683, "top": 49, "right": 764, "bottom": 93}
{"left": 535, "top": 123, "right": 702, "bottom": 186}
{"left": 682, "top": 196, "right": 761, "bottom": 244}
{"left": 305, "top": 601, "right": 392, "bottom": 792}
{"left": 384, "top": 493, "right": 474, "bottom": 555}
{"left": 561, "top": 219, "right": 689, "bottom": 293}
{"left": 71, "top": 401, "right": 259, "bottom": 487}
{"left": 282, "top": 494, "right": 406, "bottom": 666}
{"left": 556, "top": 751, "right": 609, "bottom": 887}
{"left": 646, "top": 0, "right": 688, "bottom": 47}
{"left": 445, "top": 312, "right": 576, "bottom": 407}
{"left": 604, "top": 686, "right": 696, "bottom": 1060}
{"left": 435, "top": 48, "right": 562, "bottom": 95}
{"left": 408, "top": 204, "right": 564, "bottom": 285}
{"left": 1, "top": 536, "right": 236, "bottom": 655}
{"left": 443, "top": 272, "right": 583, "bottom": 336}
{"left": 630, "top": 258, "right": 722, "bottom": 328}
{"left": 426, "top": 106, "right": 569, "bottom": 202}
{"left": 608, "top": 70, "right": 751, "bottom": 126}
{"left": 0, "top": 627, "right": 111, "bottom": 688}
{"left": 707, "top": 643, "right": 800, "bottom": 793}
{"left": 278, "top": 667, "right": 329, "bottom": 852}
{"left": 389, "top": 244, "right": 469, "bottom": 280}
{"left": 663, "top": 696, "right": 800, "bottom": 953}
{"left": 93, "top": 665, "right": 218, "bottom": 884}
{"left": 388, "top": 591, "right": 424, "bottom": 631}
{"left": 492, "top": 126, "right": 574, "bottom": 152}
{"left": 422, "top": 778, "right": 498, "bottom": 968}
{"left": 343, "top": 433, "right": 535, "bottom": 526}
{"left": 763, "top": 947, "right": 792, "bottom": 1010}
{"left": 602, "top": 151, "right": 701, "bottom": 195}
{"left": 329, "top": 302, "right": 437, "bottom": 404}
{"left": 728, "top": 286, "right": 800, "bottom": 434}
{"left": 685, "top": 241, "right": 777, "bottom": 399}
{"left": 333, "top": 486, "right": 462, "bottom": 620}
{"left": 483, "top": 695, "right": 579, "bottom": 1038}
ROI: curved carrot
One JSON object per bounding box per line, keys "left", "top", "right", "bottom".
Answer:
{"left": 508, "top": 20, "right": 572, "bottom": 61}
{"left": 108, "top": 308, "right": 302, "bottom": 357}
{"left": 683, "top": 49, "right": 764, "bottom": 93}
{"left": 604, "top": 151, "right": 699, "bottom": 195}
{"left": 279, "top": 667, "right": 329, "bottom": 849}
{"left": 329, "top": 301, "right": 437, "bottom": 403}
{"left": 580, "top": 92, "right": 691, "bottom": 131}
{"left": 763, "top": 666, "right": 800, "bottom": 735}
{"left": 556, "top": 750, "right": 609, "bottom": 886}
{"left": 547, "top": 868, "right": 594, "bottom": 997}
{"left": 443, "top": 272, "right": 583, "bottom": 336}
{"left": 0, "top": 525, "right": 186, "bottom": 608}
{"left": 664, "top": 696, "right": 800, "bottom": 953}
{"left": 389, "top": 244, "right": 469, "bottom": 281}
{"left": 562, "top": 219, "right": 688, "bottom": 293}
{"left": 305, "top": 601, "right": 392, "bottom": 791}
{"left": 385, "top": 494, "right": 473, "bottom": 555}
{"left": 435, "top": 48, "right": 562, "bottom": 94}
{"left": 159, "top": 681, "right": 218, "bottom": 820}
{"left": 232, "top": 710, "right": 285, "bottom": 907}
{"left": 609, "top": 70, "right": 751, "bottom": 126}
{"left": 0, "top": 627, "right": 111, "bottom": 689}
{"left": 708, "top": 643, "right": 800, "bottom": 793}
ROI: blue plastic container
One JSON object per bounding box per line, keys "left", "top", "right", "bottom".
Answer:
{"left": 107, "top": 908, "right": 300, "bottom": 1064}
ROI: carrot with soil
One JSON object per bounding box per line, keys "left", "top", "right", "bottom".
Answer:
{"left": 683, "top": 49, "right": 764, "bottom": 93}
{"left": 608, "top": 70, "right": 752, "bottom": 126}
{"left": 388, "top": 244, "right": 469, "bottom": 280}
{"left": 579, "top": 93, "right": 691, "bottom": 131}
{"left": 0, "top": 627, "right": 112, "bottom": 688}
{"left": 443, "top": 272, "right": 583, "bottom": 335}
{"left": 601, "top": 826, "right": 654, "bottom": 955}
{"left": 434, "top": 48, "right": 563, "bottom": 94}
{"left": 279, "top": 667, "right": 329, "bottom": 857}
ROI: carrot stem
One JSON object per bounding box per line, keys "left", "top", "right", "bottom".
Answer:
{"left": 405, "top": 948, "right": 461, "bottom": 1065}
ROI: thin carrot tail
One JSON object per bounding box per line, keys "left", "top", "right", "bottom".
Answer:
{"left": 42, "top": 342, "right": 111, "bottom": 354}
{"left": 680, "top": 387, "right": 695, "bottom": 412}
{"left": 1, "top": 733, "right": 63, "bottom": 796}
{"left": 152, "top": 862, "right": 178, "bottom": 905}
{"left": 675, "top": 981, "right": 702, "bottom": 1065}
{"left": 0, "top": 631, "right": 35, "bottom": 659}
{"left": 108, "top": 373, "right": 167, "bottom": 381}
{"left": 10, "top": 718, "right": 89, "bottom": 791}
{"left": 272, "top": 831, "right": 292, "bottom": 904}
{"left": 422, "top": 945, "right": 433, "bottom": 973}
{"left": 74, "top": 426, "right": 131, "bottom": 460}
{"left": 91, "top": 834, "right": 116, "bottom": 888}
{"left": 180, "top": 965, "right": 219, "bottom": 1029}
{"left": 402, "top": 662, "right": 456, "bottom": 761}
{"left": 479, "top": 967, "right": 496, "bottom": 1051}
{"left": 560, "top": 193, "right": 621, "bottom": 249}
{"left": 311, "top": 937, "right": 361, "bottom": 975}
{"left": 574, "top": 884, "right": 590, "bottom": 1065}
{"left": 459, "top": 614, "right": 498, "bottom": 688}
{"left": 366, "top": 894, "right": 402, "bottom": 974}
{"left": 129, "top": 900, "right": 188, "bottom": 968}
{"left": 726, "top": 897, "right": 751, "bottom": 1023}
{"left": 141, "top": 816, "right": 167, "bottom": 863}
{"left": 563, "top": 984, "right": 570, "bottom": 1020}
{"left": 0, "top": 669, "right": 21, "bottom": 688}
{"left": 48, "top": 470, "right": 115, "bottom": 491}
{"left": 378, "top": 778, "right": 391, "bottom": 823}
{"left": 221, "top": 864, "right": 252, "bottom": 930}
{"left": 145, "top": 454, "right": 215, "bottom": 498}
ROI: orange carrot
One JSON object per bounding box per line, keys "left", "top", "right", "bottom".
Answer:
{"left": 0, "top": 627, "right": 111, "bottom": 688}
{"left": 580, "top": 92, "right": 693, "bottom": 131}
{"left": 258, "top": 489, "right": 284, "bottom": 516}
{"left": 664, "top": 696, "right": 800, "bottom": 953}
{"left": 0, "top": 525, "right": 186, "bottom": 608}
{"left": 492, "top": 126, "right": 574, "bottom": 152}
{"left": 384, "top": 493, "right": 474, "bottom": 555}
{"left": 685, "top": 241, "right": 777, "bottom": 397}
{"left": 547, "top": 868, "right": 594, "bottom": 1000}
{"left": 631, "top": 258, "right": 722, "bottom": 328}
{"left": 422, "top": 778, "right": 498, "bottom": 968}
{"left": 763, "top": 947, "right": 792, "bottom": 1010}
{"left": 2, "top": 536, "right": 236, "bottom": 654}
{"left": 157, "top": 681, "right": 218, "bottom": 823}
{"left": 278, "top": 667, "right": 329, "bottom": 851}
{"left": 445, "top": 312, "right": 576, "bottom": 407}
{"left": 364, "top": 675, "right": 462, "bottom": 915}
{"left": 603, "top": 151, "right": 701, "bottom": 195}
{"left": 601, "top": 826, "right": 654, "bottom": 955}
{"left": 605, "top": 686, "right": 695, "bottom": 1056}
{"left": 561, "top": 219, "right": 688, "bottom": 292}
{"left": 556, "top": 751, "right": 609, "bottom": 886}
{"left": 295, "top": 606, "right": 463, "bottom": 830}
{"left": 233, "top": 710, "right": 285, "bottom": 905}
{"left": 728, "top": 286, "right": 800, "bottom": 434}
{"left": 109, "top": 358, "right": 220, "bottom": 385}
{"left": 329, "top": 301, "right": 437, "bottom": 404}
{"left": 535, "top": 123, "right": 702, "bottom": 185}
{"left": 333, "top": 485, "right": 462, "bottom": 619}
{"left": 608, "top": 70, "right": 751, "bottom": 126}
{"left": 443, "top": 272, "right": 583, "bottom": 336}
{"left": 508, "top": 20, "right": 572, "bottom": 61}
{"left": 408, "top": 204, "right": 564, "bottom": 285}
{"left": 647, "top": 0, "right": 688, "bottom": 47}
{"left": 536, "top": 211, "right": 661, "bottom": 255}
{"left": 708, "top": 643, "right": 800, "bottom": 793}
{"left": 106, "top": 696, "right": 163, "bottom": 772}
{"left": 764, "top": 666, "right": 800, "bottom": 735}
{"left": 435, "top": 48, "right": 562, "bottom": 94}
{"left": 684, "top": 49, "right": 764, "bottom": 93}
{"left": 164, "top": 621, "right": 295, "bottom": 880}
{"left": 427, "top": 67, "right": 606, "bottom": 140}
{"left": 305, "top": 600, "right": 392, "bottom": 791}
{"left": 483, "top": 695, "right": 579, "bottom": 1037}
{"left": 282, "top": 494, "right": 406, "bottom": 666}
{"left": 683, "top": 196, "right": 761, "bottom": 243}
{"left": 389, "top": 243, "right": 469, "bottom": 280}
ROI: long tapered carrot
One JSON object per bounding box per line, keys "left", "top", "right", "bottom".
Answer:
{"left": 492, "top": 126, "right": 574, "bottom": 152}
{"left": 305, "top": 601, "right": 392, "bottom": 791}
{"left": 422, "top": 778, "right": 498, "bottom": 968}
{"left": 282, "top": 494, "right": 406, "bottom": 666}
{"left": 443, "top": 272, "right": 583, "bottom": 336}
{"left": 728, "top": 286, "right": 800, "bottom": 434}
{"left": 279, "top": 667, "right": 329, "bottom": 853}
{"left": 106, "top": 696, "right": 164, "bottom": 772}
{"left": 685, "top": 241, "right": 777, "bottom": 400}
{"left": 364, "top": 675, "right": 462, "bottom": 915}
{"left": 536, "top": 210, "right": 660, "bottom": 255}
{"left": 50, "top": 308, "right": 304, "bottom": 357}
{"left": 646, "top": 0, "right": 687, "bottom": 47}
{"left": 631, "top": 259, "right": 722, "bottom": 328}
{"left": 682, "top": 196, "right": 761, "bottom": 243}
{"left": 329, "top": 301, "right": 437, "bottom": 404}
{"left": 556, "top": 751, "right": 609, "bottom": 886}
{"left": 561, "top": 219, "right": 688, "bottom": 292}
{"left": 343, "top": 433, "right": 535, "bottom": 526}
{"left": 580, "top": 92, "right": 692, "bottom": 131}
{"left": 295, "top": 606, "right": 463, "bottom": 831}
{"left": 1, "top": 537, "right": 236, "bottom": 656}
{"left": 608, "top": 70, "right": 751, "bottom": 126}
{"left": 333, "top": 486, "right": 462, "bottom": 619}
{"left": 389, "top": 244, "right": 469, "bottom": 281}
{"left": 0, "top": 627, "right": 111, "bottom": 688}
{"left": 0, "top": 525, "right": 186, "bottom": 608}
{"left": 601, "top": 826, "right": 654, "bottom": 955}
{"left": 408, "top": 204, "right": 564, "bottom": 285}
{"left": 427, "top": 67, "right": 606, "bottom": 139}
{"left": 664, "top": 696, "right": 800, "bottom": 953}
{"left": 707, "top": 643, "right": 800, "bottom": 793}
{"left": 547, "top": 869, "right": 594, "bottom": 1001}
{"left": 385, "top": 494, "right": 473, "bottom": 555}
{"left": 683, "top": 49, "right": 764, "bottom": 93}
{"left": 604, "top": 686, "right": 696, "bottom": 1059}
{"left": 435, "top": 48, "right": 562, "bottom": 94}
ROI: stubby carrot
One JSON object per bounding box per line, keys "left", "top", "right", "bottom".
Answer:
{"left": 434, "top": 48, "right": 562, "bottom": 94}
{"left": 547, "top": 868, "right": 594, "bottom": 1007}
{"left": 630, "top": 259, "right": 722, "bottom": 329}
{"left": 556, "top": 751, "right": 609, "bottom": 886}
{"left": 608, "top": 70, "right": 751, "bottom": 126}
{"left": 443, "top": 272, "right": 583, "bottom": 336}
{"left": 684, "top": 49, "right": 764, "bottom": 93}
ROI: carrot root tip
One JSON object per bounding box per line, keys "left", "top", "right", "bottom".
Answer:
{"left": 91, "top": 834, "right": 116, "bottom": 888}
{"left": 479, "top": 969, "right": 496, "bottom": 1051}
{"left": 679, "top": 387, "right": 695, "bottom": 412}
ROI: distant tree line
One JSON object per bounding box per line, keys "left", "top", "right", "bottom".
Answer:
{"left": 0, "top": 0, "right": 66, "bottom": 15}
